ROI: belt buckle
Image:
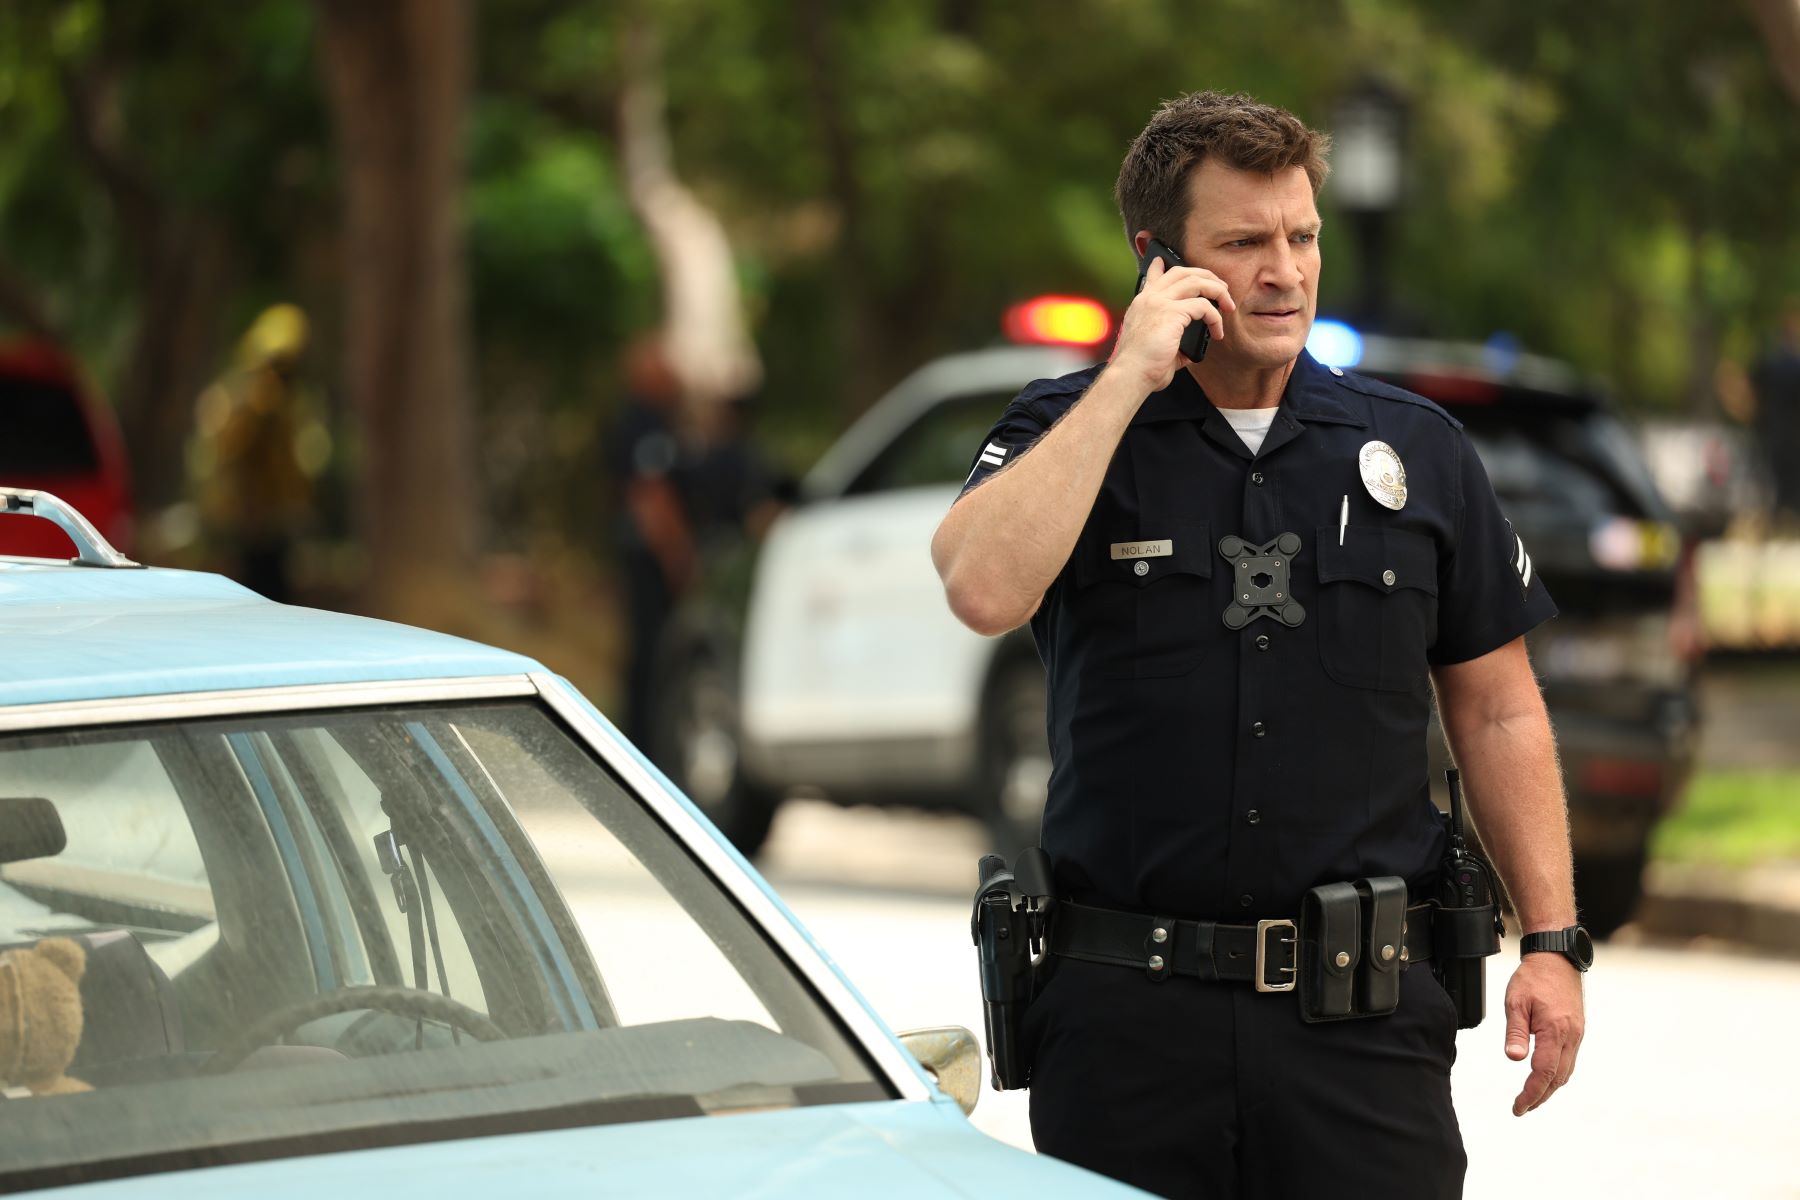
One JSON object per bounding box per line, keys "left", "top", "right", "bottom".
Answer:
{"left": 1254, "top": 918, "right": 1298, "bottom": 993}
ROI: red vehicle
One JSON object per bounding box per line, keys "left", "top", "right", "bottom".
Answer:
{"left": 0, "top": 339, "right": 133, "bottom": 559}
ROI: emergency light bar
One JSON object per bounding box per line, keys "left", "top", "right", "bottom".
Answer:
{"left": 1002, "top": 296, "right": 1113, "bottom": 348}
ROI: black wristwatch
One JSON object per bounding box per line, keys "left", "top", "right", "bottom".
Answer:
{"left": 1519, "top": 924, "right": 1594, "bottom": 972}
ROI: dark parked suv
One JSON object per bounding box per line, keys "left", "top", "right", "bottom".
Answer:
{"left": 1355, "top": 335, "right": 1700, "bottom": 936}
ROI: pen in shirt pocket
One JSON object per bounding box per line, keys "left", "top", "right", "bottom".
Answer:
{"left": 1339, "top": 494, "right": 1348, "bottom": 546}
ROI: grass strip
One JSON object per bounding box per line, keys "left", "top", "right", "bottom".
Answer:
{"left": 1651, "top": 770, "right": 1800, "bottom": 867}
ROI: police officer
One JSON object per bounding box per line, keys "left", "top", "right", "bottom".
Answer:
{"left": 933, "top": 91, "right": 1588, "bottom": 1199}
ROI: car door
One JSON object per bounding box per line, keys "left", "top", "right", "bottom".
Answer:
{"left": 740, "top": 390, "right": 1017, "bottom": 762}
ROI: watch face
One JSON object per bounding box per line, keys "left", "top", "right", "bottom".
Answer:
{"left": 1571, "top": 925, "right": 1595, "bottom": 969}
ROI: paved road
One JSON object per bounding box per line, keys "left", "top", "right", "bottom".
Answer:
{"left": 762, "top": 800, "right": 1800, "bottom": 1200}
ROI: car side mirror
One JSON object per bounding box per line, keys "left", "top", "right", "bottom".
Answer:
{"left": 0, "top": 797, "right": 67, "bottom": 865}
{"left": 897, "top": 1025, "right": 981, "bottom": 1116}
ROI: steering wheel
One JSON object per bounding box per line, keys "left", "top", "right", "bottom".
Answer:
{"left": 205, "top": 985, "right": 507, "bottom": 1074}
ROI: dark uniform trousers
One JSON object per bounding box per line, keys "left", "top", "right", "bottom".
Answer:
{"left": 1026, "top": 957, "right": 1466, "bottom": 1199}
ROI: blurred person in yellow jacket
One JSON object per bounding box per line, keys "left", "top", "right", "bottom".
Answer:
{"left": 190, "top": 304, "right": 330, "bottom": 603}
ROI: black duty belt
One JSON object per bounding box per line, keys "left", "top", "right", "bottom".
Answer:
{"left": 1050, "top": 899, "right": 1437, "bottom": 991}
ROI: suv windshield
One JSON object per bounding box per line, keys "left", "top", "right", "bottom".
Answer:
{"left": 845, "top": 391, "right": 1016, "bottom": 495}
{"left": 1458, "top": 407, "right": 1664, "bottom": 527}
{"left": 0, "top": 701, "right": 885, "bottom": 1189}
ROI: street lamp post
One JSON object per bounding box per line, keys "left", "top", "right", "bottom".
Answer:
{"left": 1332, "top": 79, "right": 1408, "bottom": 330}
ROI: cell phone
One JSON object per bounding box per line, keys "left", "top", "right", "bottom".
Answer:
{"left": 1135, "top": 236, "right": 1211, "bottom": 362}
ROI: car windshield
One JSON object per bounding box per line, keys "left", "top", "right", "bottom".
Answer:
{"left": 845, "top": 391, "right": 1016, "bottom": 495}
{"left": 0, "top": 700, "right": 886, "bottom": 1189}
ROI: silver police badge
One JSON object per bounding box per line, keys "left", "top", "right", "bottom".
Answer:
{"left": 1358, "top": 440, "right": 1408, "bottom": 511}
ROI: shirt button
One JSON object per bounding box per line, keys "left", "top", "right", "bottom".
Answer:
{"left": 1255, "top": 634, "right": 1271, "bottom": 651}
{"left": 1246, "top": 809, "right": 1261, "bottom": 825}
{"left": 1382, "top": 568, "right": 1396, "bottom": 586}
{"left": 1250, "top": 470, "right": 1264, "bottom": 486}
{"left": 1239, "top": 894, "right": 1255, "bottom": 908}
{"left": 1251, "top": 720, "right": 1266, "bottom": 738}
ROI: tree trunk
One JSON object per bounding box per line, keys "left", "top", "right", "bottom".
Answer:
{"left": 314, "top": 0, "right": 479, "bottom": 621}
{"left": 118, "top": 221, "right": 231, "bottom": 512}
{"left": 1746, "top": 0, "right": 1800, "bottom": 107}
{"left": 57, "top": 60, "right": 231, "bottom": 514}
{"left": 0, "top": 260, "right": 59, "bottom": 341}
{"left": 797, "top": 0, "right": 883, "bottom": 419}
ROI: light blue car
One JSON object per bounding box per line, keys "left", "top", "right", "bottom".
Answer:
{"left": 0, "top": 489, "right": 1138, "bottom": 1197}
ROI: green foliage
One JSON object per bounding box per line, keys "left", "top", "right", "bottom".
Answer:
{"left": 1652, "top": 770, "right": 1800, "bottom": 867}
{"left": 466, "top": 100, "right": 655, "bottom": 351}
{"left": 0, "top": 0, "right": 331, "bottom": 376}
{"left": 1, "top": 0, "right": 1797, "bottom": 542}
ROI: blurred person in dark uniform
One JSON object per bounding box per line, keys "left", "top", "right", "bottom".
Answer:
{"left": 611, "top": 332, "right": 786, "bottom": 747}
{"left": 611, "top": 334, "right": 699, "bottom": 746}
{"left": 936, "top": 92, "right": 1589, "bottom": 1199}
{"left": 684, "top": 389, "right": 786, "bottom": 552}
{"left": 190, "top": 304, "right": 328, "bottom": 604}
{"left": 1751, "top": 298, "right": 1800, "bottom": 522}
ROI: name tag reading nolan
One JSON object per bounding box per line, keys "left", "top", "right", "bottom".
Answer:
{"left": 1110, "top": 539, "right": 1173, "bottom": 560}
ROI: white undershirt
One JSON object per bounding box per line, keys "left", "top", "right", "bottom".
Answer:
{"left": 1216, "top": 405, "right": 1279, "bottom": 455}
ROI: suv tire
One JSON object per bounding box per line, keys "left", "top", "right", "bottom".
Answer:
{"left": 977, "top": 653, "right": 1052, "bottom": 856}
{"left": 1574, "top": 845, "right": 1648, "bottom": 940}
{"left": 650, "top": 654, "right": 780, "bottom": 857}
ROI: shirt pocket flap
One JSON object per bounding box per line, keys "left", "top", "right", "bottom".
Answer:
{"left": 1314, "top": 526, "right": 1438, "bottom": 597}
{"left": 1075, "top": 519, "right": 1212, "bottom": 588}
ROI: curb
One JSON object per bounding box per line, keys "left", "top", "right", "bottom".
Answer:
{"left": 1634, "top": 861, "right": 1800, "bottom": 957}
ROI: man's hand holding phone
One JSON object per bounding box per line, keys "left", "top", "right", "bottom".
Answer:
{"left": 1113, "top": 249, "right": 1235, "bottom": 395}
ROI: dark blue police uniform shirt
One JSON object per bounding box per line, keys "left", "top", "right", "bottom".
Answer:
{"left": 958, "top": 349, "right": 1558, "bottom": 921}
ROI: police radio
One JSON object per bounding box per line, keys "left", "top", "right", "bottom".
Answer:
{"left": 1434, "top": 768, "right": 1503, "bottom": 1029}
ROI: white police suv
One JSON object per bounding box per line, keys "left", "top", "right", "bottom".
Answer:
{"left": 647, "top": 298, "right": 1102, "bottom": 857}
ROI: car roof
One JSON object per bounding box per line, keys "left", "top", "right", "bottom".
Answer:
{"left": 800, "top": 335, "right": 1607, "bottom": 505}
{"left": 0, "top": 558, "right": 542, "bottom": 709}
{"left": 802, "top": 344, "right": 1094, "bottom": 501}
{"left": 1352, "top": 334, "right": 1603, "bottom": 410}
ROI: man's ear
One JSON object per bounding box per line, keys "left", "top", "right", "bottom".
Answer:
{"left": 1131, "top": 229, "right": 1154, "bottom": 259}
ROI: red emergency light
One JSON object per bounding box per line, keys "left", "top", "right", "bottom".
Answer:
{"left": 1003, "top": 295, "right": 1113, "bottom": 348}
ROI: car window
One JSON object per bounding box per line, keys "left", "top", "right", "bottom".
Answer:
{"left": 845, "top": 391, "right": 1017, "bottom": 495}
{"left": 0, "top": 377, "right": 99, "bottom": 474}
{"left": 0, "top": 700, "right": 886, "bottom": 1189}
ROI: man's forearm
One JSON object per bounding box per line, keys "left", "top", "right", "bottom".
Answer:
{"left": 1442, "top": 698, "right": 1577, "bottom": 932}
{"left": 931, "top": 365, "right": 1146, "bottom": 634}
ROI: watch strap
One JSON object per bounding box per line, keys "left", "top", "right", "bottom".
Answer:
{"left": 1519, "top": 929, "right": 1569, "bottom": 956}
{"left": 1521, "top": 924, "right": 1592, "bottom": 971}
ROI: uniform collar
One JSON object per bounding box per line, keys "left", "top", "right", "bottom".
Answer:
{"left": 1280, "top": 350, "right": 1368, "bottom": 429}
{"left": 1130, "top": 349, "right": 1367, "bottom": 460}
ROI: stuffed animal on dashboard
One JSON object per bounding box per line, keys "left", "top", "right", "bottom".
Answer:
{"left": 0, "top": 937, "right": 91, "bottom": 1097}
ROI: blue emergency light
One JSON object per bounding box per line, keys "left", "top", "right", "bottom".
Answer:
{"left": 1306, "top": 319, "right": 1364, "bottom": 369}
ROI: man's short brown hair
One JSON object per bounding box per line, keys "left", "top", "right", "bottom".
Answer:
{"left": 1115, "top": 91, "right": 1330, "bottom": 252}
